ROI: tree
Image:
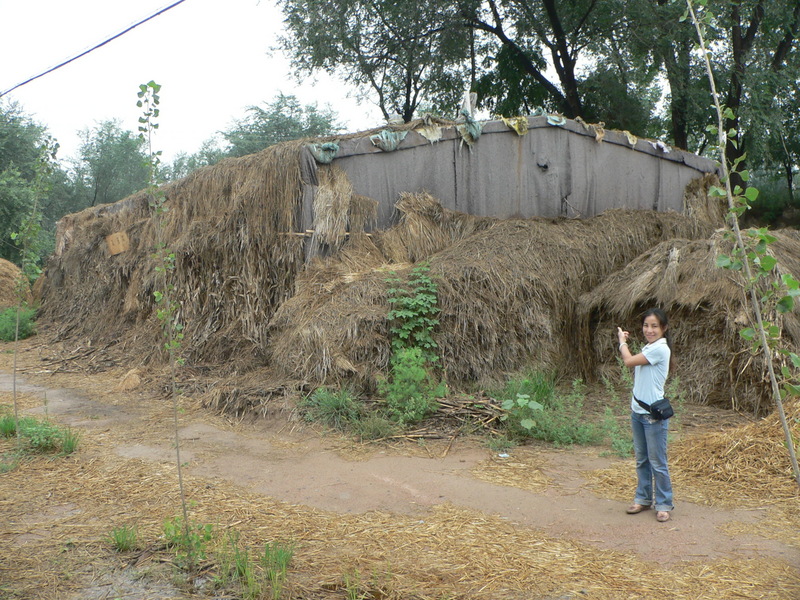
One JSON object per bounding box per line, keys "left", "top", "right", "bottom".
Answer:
{"left": 162, "top": 138, "right": 227, "bottom": 181}
{"left": 223, "top": 93, "right": 343, "bottom": 157}
{"left": 72, "top": 120, "right": 150, "bottom": 207}
{"left": 0, "top": 101, "right": 55, "bottom": 264}
{"left": 278, "top": 0, "right": 471, "bottom": 122}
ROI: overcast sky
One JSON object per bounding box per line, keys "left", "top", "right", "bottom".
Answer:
{"left": 0, "top": 0, "right": 384, "bottom": 163}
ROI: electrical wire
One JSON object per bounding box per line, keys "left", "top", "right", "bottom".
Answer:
{"left": 0, "top": 0, "right": 188, "bottom": 98}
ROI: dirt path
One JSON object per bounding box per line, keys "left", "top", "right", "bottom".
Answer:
{"left": 2, "top": 372, "right": 796, "bottom": 571}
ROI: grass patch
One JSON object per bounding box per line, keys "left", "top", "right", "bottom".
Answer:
{"left": 0, "top": 413, "right": 80, "bottom": 455}
{"left": 108, "top": 524, "right": 139, "bottom": 552}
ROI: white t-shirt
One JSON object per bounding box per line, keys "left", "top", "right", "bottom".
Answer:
{"left": 630, "top": 337, "right": 670, "bottom": 414}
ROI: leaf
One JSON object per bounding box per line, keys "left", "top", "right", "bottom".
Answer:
{"left": 739, "top": 328, "right": 756, "bottom": 341}
{"left": 759, "top": 255, "right": 777, "bottom": 271}
{"left": 777, "top": 296, "right": 794, "bottom": 314}
{"left": 520, "top": 418, "right": 536, "bottom": 431}
{"left": 744, "top": 187, "right": 759, "bottom": 202}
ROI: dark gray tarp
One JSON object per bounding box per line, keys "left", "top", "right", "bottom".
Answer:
{"left": 302, "top": 116, "right": 720, "bottom": 231}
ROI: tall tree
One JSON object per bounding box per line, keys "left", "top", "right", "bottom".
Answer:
{"left": 223, "top": 93, "right": 342, "bottom": 157}
{"left": 278, "top": 0, "right": 471, "bottom": 122}
{"left": 72, "top": 120, "right": 150, "bottom": 207}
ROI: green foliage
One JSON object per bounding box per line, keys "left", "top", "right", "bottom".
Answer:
{"left": 278, "top": 0, "right": 468, "bottom": 121}
{"left": 262, "top": 541, "right": 294, "bottom": 600}
{"left": 225, "top": 93, "right": 342, "bottom": 157}
{"left": 215, "top": 531, "right": 293, "bottom": 600}
{"left": 60, "top": 427, "right": 81, "bottom": 455}
{"left": 350, "top": 413, "right": 398, "bottom": 441}
{"left": 386, "top": 262, "right": 440, "bottom": 361}
{"left": 378, "top": 347, "right": 443, "bottom": 425}
{"left": 497, "top": 373, "right": 604, "bottom": 446}
{"left": 0, "top": 413, "right": 78, "bottom": 454}
{"left": 602, "top": 407, "right": 633, "bottom": 457}
{"left": 500, "top": 393, "right": 544, "bottom": 438}
{"left": 72, "top": 119, "right": 150, "bottom": 207}
{"left": 163, "top": 515, "right": 213, "bottom": 570}
{"left": 108, "top": 524, "right": 138, "bottom": 552}
{"left": 379, "top": 262, "right": 444, "bottom": 426}
{"left": 0, "top": 306, "right": 36, "bottom": 341}
{"left": 300, "top": 387, "right": 362, "bottom": 431}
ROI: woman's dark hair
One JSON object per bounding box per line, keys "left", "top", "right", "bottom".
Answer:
{"left": 642, "top": 307, "right": 675, "bottom": 369}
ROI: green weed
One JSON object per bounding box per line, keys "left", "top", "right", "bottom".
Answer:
{"left": 351, "top": 413, "right": 398, "bottom": 441}
{"left": 163, "top": 515, "right": 213, "bottom": 570}
{"left": 497, "top": 373, "right": 604, "bottom": 446}
{"left": 108, "top": 524, "right": 138, "bottom": 552}
{"left": 60, "top": 428, "right": 81, "bottom": 455}
{"left": 300, "top": 387, "right": 362, "bottom": 431}
{"left": 262, "top": 541, "right": 294, "bottom": 600}
{"left": 0, "top": 306, "right": 36, "bottom": 342}
{"left": 378, "top": 347, "right": 444, "bottom": 425}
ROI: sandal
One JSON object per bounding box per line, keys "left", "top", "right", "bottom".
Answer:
{"left": 656, "top": 511, "right": 671, "bottom": 522}
{"left": 626, "top": 504, "right": 651, "bottom": 514}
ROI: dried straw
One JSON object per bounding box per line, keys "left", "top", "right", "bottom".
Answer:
{"left": 0, "top": 257, "right": 30, "bottom": 309}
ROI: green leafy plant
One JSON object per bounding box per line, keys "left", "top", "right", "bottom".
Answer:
{"left": 0, "top": 307, "right": 36, "bottom": 341}
{"left": 137, "top": 80, "right": 201, "bottom": 549}
{"left": 500, "top": 393, "right": 544, "bottom": 438}
{"left": 497, "top": 373, "right": 604, "bottom": 446}
{"left": 163, "top": 515, "right": 213, "bottom": 570}
{"left": 600, "top": 375, "right": 633, "bottom": 457}
{"left": 378, "top": 347, "right": 444, "bottom": 425}
{"left": 386, "top": 262, "right": 440, "bottom": 361}
{"left": 0, "top": 414, "right": 78, "bottom": 454}
{"left": 108, "top": 524, "right": 138, "bottom": 552}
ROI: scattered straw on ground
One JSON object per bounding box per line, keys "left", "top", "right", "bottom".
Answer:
{"left": 2, "top": 432, "right": 798, "bottom": 600}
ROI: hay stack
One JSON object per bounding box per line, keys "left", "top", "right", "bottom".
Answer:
{"left": 577, "top": 230, "right": 800, "bottom": 413}
{"left": 0, "top": 258, "right": 31, "bottom": 309}
{"left": 37, "top": 141, "right": 336, "bottom": 365}
{"left": 267, "top": 197, "right": 715, "bottom": 388}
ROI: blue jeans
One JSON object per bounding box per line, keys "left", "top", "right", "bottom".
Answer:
{"left": 631, "top": 412, "right": 673, "bottom": 512}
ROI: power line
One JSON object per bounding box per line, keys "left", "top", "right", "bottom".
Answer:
{"left": 0, "top": 0, "right": 188, "bottom": 98}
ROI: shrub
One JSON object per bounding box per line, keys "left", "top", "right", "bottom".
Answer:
{"left": 378, "top": 347, "right": 444, "bottom": 425}
{"left": 0, "top": 306, "right": 36, "bottom": 341}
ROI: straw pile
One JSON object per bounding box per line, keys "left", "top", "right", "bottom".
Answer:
{"left": 38, "top": 141, "right": 314, "bottom": 365}
{"left": 39, "top": 127, "right": 796, "bottom": 414}
{"left": 577, "top": 230, "right": 800, "bottom": 413}
{"left": 268, "top": 196, "right": 715, "bottom": 389}
{"left": 0, "top": 258, "right": 30, "bottom": 309}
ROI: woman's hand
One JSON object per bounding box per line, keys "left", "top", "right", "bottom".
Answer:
{"left": 617, "top": 326, "right": 629, "bottom": 345}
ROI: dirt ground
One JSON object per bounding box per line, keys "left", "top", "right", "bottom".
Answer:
{"left": 1, "top": 339, "right": 799, "bottom": 600}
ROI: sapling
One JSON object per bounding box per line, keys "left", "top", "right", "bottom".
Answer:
{"left": 137, "top": 81, "right": 195, "bottom": 556}
{"left": 685, "top": 0, "right": 799, "bottom": 485}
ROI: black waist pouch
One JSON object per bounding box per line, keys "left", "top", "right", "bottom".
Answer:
{"left": 635, "top": 397, "right": 674, "bottom": 420}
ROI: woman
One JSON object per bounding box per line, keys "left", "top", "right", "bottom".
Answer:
{"left": 617, "top": 308, "right": 674, "bottom": 523}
